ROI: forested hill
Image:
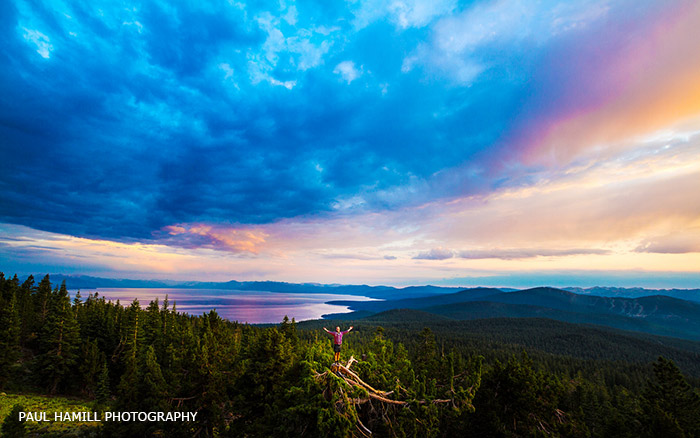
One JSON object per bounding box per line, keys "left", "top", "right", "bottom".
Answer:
{"left": 565, "top": 286, "right": 700, "bottom": 303}
{"left": 305, "top": 313, "right": 700, "bottom": 379}
{"left": 327, "top": 287, "right": 503, "bottom": 311}
{"left": 2, "top": 273, "right": 700, "bottom": 437}
{"left": 329, "top": 286, "right": 700, "bottom": 341}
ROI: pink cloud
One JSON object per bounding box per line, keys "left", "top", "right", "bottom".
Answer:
{"left": 164, "top": 225, "right": 186, "bottom": 235}
{"left": 636, "top": 229, "right": 700, "bottom": 254}
{"left": 507, "top": 2, "right": 700, "bottom": 169}
{"left": 158, "top": 223, "right": 268, "bottom": 254}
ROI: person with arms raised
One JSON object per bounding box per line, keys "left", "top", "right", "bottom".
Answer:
{"left": 323, "top": 326, "right": 353, "bottom": 363}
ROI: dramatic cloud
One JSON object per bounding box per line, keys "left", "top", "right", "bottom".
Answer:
{"left": 1, "top": 0, "right": 699, "bottom": 286}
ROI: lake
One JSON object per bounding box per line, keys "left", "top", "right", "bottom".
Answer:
{"left": 69, "top": 288, "right": 378, "bottom": 323}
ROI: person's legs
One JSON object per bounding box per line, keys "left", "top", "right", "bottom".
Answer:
{"left": 334, "top": 344, "right": 341, "bottom": 362}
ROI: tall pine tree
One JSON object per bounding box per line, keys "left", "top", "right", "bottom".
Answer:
{"left": 34, "top": 280, "right": 81, "bottom": 393}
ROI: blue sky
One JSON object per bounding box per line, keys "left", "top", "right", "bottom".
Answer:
{"left": 1, "top": 0, "right": 699, "bottom": 287}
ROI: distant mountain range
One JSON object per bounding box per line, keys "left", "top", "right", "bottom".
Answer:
{"left": 564, "top": 286, "right": 700, "bottom": 303}
{"left": 47, "top": 274, "right": 463, "bottom": 299}
{"left": 47, "top": 274, "right": 700, "bottom": 302}
{"left": 325, "top": 287, "right": 700, "bottom": 341}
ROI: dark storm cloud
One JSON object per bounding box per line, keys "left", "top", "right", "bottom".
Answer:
{"left": 0, "top": 0, "right": 668, "bottom": 244}
{"left": 1, "top": 0, "right": 449, "bottom": 241}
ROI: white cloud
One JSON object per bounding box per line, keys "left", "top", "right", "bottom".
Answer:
{"left": 289, "top": 38, "right": 331, "bottom": 71}
{"left": 352, "top": 0, "right": 456, "bottom": 30}
{"left": 403, "top": 0, "right": 611, "bottom": 84}
{"left": 255, "top": 11, "right": 331, "bottom": 71}
{"left": 269, "top": 77, "right": 297, "bottom": 89}
{"left": 22, "top": 28, "right": 53, "bottom": 59}
{"left": 431, "top": 0, "right": 610, "bottom": 53}
{"left": 122, "top": 20, "right": 143, "bottom": 33}
{"left": 247, "top": 8, "right": 332, "bottom": 87}
{"left": 284, "top": 5, "right": 298, "bottom": 25}
{"left": 334, "top": 61, "right": 361, "bottom": 83}
{"left": 219, "top": 63, "right": 235, "bottom": 80}
{"left": 390, "top": 0, "right": 457, "bottom": 28}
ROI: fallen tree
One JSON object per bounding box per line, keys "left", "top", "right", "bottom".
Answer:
{"left": 312, "top": 356, "right": 476, "bottom": 436}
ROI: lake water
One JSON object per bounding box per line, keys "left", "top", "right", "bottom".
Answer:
{"left": 69, "top": 288, "right": 378, "bottom": 323}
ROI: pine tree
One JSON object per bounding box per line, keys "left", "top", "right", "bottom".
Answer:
{"left": 35, "top": 280, "right": 81, "bottom": 393}
{"left": 1, "top": 404, "right": 26, "bottom": 438}
{"left": 143, "top": 298, "right": 163, "bottom": 355}
{"left": 96, "top": 359, "right": 111, "bottom": 406}
{"left": 35, "top": 274, "right": 52, "bottom": 324}
{"left": 640, "top": 357, "right": 700, "bottom": 437}
{"left": 233, "top": 327, "right": 296, "bottom": 436}
{"left": 0, "top": 276, "right": 21, "bottom": 388}
{"left": 416, "top": 327, "right": 438, "bottom": 379}
{"left": 280, "top": 315, "right": 299, "bottom": 347}
{"left": 469, "top": 352, "right": 588, "bottom": 437}
{"left": 116, "top": 300, "right": 144, "bottom": 407}
{"left": 79, "top": 339, "right": 104, "bottom": 397}
{"left": 17, "top": 275, "right": 36, "bottom": 346}
{"left": 140, "top": 345, "right": 169, "bottom": 411}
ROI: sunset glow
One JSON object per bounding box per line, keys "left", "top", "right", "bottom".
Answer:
{"left": 1, "top": 0, "right": 699, "bottom": 288}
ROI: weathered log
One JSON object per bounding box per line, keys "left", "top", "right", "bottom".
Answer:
{"left": 314, "top": 362, "right": 457, "bottom": 438}
{"left": 316, "top": 367, "right": 454, "bottom": 407}
{"left": 337, "top": 364, "right": 389, "bottom": 396}
{"left": 344, "top": 379, "right": 409, "bottom": 405}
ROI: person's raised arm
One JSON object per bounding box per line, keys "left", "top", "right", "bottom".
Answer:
{"left": 348, "top": 326, "right": 353, "bottom": 332}
{"left": 323, "top": 327, "right": 330, "bottom": 333}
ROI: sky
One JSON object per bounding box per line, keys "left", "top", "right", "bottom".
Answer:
{"left": 1, "top": 0, "right": 699, "bottom": 288}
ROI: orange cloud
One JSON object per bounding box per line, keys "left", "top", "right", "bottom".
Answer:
{"left": 164, "top": 225, "right": 186, "bottom": 235}
{"left": 441, "top": 149, "right": 700, "bottom": 247}
{"left": 159, "top": 223, "right": 268, "bottom": 253}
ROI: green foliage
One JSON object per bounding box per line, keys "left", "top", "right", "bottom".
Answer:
{"left": 79, "top": 339, "right": 104, "bottom": 397}
{"left": 639, "top": 357, "right": 700, "bottom": 438}
{"left": 95, "top": 360, "right": 111, "bottom": 407}
{"left": 1, "top": 404, "right": 26, "bottom": 438}
{"left": 1, "top": 272, "right": 699, "bottom": 437}
{"left": 468, "top": 352, "right": 589, "bottom": 437}
{"left": 33, "top": 280, "right": 81, "bottom": 394}
{"left": 0, "top": 393, "right": 98, "bottom": 436}
{"left": 0, "top": 274, "right": 21, "bottom": 388}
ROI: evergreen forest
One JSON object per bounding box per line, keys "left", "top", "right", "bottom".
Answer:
{"left": 1, "top": 273, "right": 700, "bottom": 437}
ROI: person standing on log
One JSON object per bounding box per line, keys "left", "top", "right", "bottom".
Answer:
{"left": 323, "top": 326, "right": 353, "bottom": 363}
